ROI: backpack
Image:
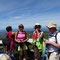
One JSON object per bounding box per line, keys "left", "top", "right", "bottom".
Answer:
{"left": 2, "top": 33, "right": 11, "bottom": 45}
{"left": 55, "top": 31, "right": 60, "bottom": 53}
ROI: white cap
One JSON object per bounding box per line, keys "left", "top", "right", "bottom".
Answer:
{"left": 35, "top": 23, "right": 40, "bottom": 25}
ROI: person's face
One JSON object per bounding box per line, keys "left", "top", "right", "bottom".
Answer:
{"left": 48, "top": 27, "right": 56, "bottom": 33}
{"left": 36, "top": 27, "right": 40, "bottom": 30}
{"left": 19, "top": 26, "right": 24, "bottom": 31}
{"left": 35, "top": 25, "right": 40, "bottom": 30}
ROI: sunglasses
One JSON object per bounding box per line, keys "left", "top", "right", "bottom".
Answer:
{"left": 35, "top": 25, "right": 41, "bottom": 29}
{"left": 19, "top": 26, "right": 24, "bottom": 28}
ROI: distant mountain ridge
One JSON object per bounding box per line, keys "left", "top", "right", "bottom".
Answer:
{"left": 0, "top": 27, "right": 60, "bottom": 35}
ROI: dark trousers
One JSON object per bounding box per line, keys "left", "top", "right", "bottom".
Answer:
{"left": 20, "top": 42, "right": 31, "bottom": 50}
{"left": 16, "top": 42, "right": 31, "bottom": 60}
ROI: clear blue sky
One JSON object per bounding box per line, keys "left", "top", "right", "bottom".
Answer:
{"left": 0, "top": 0, "right": 60, "bottom": 29}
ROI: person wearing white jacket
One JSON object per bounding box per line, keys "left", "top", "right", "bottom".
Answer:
{"left": 45, "top": 22, "right": 60, "bottom": 60}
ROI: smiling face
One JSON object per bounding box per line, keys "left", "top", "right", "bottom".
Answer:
{"left": 48, "top": 27, "right": 56, "bottom": 33}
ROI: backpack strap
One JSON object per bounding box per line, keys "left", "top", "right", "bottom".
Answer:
{"left": 55, "top": 31, "right": 60, "bottom": 43}
{"left": 55, "top": 31, "right": 60, "bottom": 53}
{"left": 17, "top": 31, "right": 26, "bottom": 39}
{"left": 6, "top": 32, "right": 10, "bottom": 38}
{"left": 16, "top": 31, "right": 19, "bottom": 39}
{"left": 23, "top": 31, "right": 26, "bottom": 39}
{"left": 17, "top": 31, "right": 19, "bottom": 36}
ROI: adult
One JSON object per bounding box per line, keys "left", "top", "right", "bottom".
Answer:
{"left": 32, "top": 23, "right": 44, "bottom": 60}
{"left": 45, "top": 22, "right": 60, "bottom": 60}
{"left": 6, "top": 26, "right": 16, "bottom": 55}
{"left": 15, "top": 24, "right": 29, "bottom": 60}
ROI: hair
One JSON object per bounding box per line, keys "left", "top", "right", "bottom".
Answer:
{"left": 34, "top": 25, "right": 41, "bottom": 29}
{"left": 18, "top": 24, "right": 24, "bottom": 29}
{"left": 6, "top": 26, "right": 12, "bottom": 32}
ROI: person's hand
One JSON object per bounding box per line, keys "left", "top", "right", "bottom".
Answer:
{"left": 17, "top": 40, "right": 20, "bottom": 43}
{"left": 31, "top": 41, "right": 33, "bottom": 44}
{"left": 18, "top": 40, "right": 21, "bottom": 43}
{"left": 15, "top": 40, "right": 20, "bottom": 43}
{"left": 45, "top": 41, "right": 52, "bottom": 45}
{"left": 22, "top": 39, "right": 28, "bottom": 43}
{"left": 36, "top": 29, "right": 39, "bottom": 33}
{"left": 21, "top": 40, "right": 24, "bottom": 43}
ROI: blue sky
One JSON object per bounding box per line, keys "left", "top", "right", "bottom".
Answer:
{"left": 0, "top": 0, "right": 60, "bottom": 29}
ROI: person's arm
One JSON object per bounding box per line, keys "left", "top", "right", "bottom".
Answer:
{"left": 31, "top": 34, "right": 35, "bottom": 44}
{"left": 45, "top": 41, "right": 60, "bottom": 49}
{"left": 38, "top": 32, "right": 43, "bottom": 39}
{"left": 45, "top": 33, "right": 60, "bottom": 49}
{"left": 36, "top": 29, "right": 43, "bottom": 40}
{"left": 15, "top": 32, "right": 20, "bottom": 43}
{"left": 51, "top": 42, "right": 60, "bottom": 49}
{"left": 23, "top": 32, "right": 29, "bottom": 42}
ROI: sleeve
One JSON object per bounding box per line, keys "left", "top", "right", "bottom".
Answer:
{"left": 57, "top": 33, "right": 60, "bottom": 44}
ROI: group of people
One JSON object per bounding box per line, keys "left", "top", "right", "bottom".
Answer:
{"left": 2, "top": 22, "right": 60, "bottom": 60}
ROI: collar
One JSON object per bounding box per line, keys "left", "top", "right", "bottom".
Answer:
{"left": 49, "top": 31, "right": 58, "bottom": 37}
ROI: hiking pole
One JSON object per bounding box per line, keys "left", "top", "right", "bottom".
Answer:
{"left": 42, "top": 48, "right": 46, "bottom": 60}
{"left": 46, "top": 49, "right": 48, "bottom": 60}
{"left": 42, "top": 48, "right": 48, "bottom": 60}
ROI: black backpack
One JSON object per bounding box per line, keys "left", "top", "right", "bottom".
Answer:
{"left": 2, "top": 33, "right": 11, "bottom": 45}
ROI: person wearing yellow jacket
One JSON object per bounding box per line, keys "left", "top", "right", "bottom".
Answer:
{"left": 32, "top": 23, "right": 44, "bottom": 60}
